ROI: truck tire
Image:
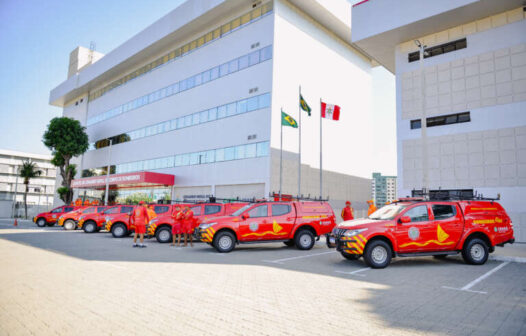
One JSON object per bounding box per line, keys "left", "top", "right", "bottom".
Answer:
{"left": 213, "top": 231, "right": 235, "bottom": 253}
{"left": 462, "top": 238, "right": 489, "bottom": 265}
{"left": 283, "top": 240, "right": 295, "bottom": 247}
{"left": 295, "top": 229, "right": 315, "bottom": 250}
{"left": 342, "top": 252, "right": 360, "bottom": 261}
{"left": 36, "top": 218, "right": 46, "bottom": 227}
{"left": 111, "top": 223, "right": 127, "bottom": 238}
{"left": 63, "top": 219, "right": 76, "bottom": 231}
{"left": 363, "top": 240, "right": 392, "bottom": 268}
{"left": 83, "top": 221, "right": 97, "bottom": 233}
{"left": 156, "top": 226, "right": 172, "bottom": 243}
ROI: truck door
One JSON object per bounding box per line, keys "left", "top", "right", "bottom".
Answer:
{"left": 238, "top": 204, "right": 270, "bottom": 241}
{"left": 430, "top": 203, "right": 463, "bottom": 250}
{"left": 270, "top": 203, "right": 295, "bottom": 239}
{"left": 395, "top": 204, "right": 436, "bottom": 253}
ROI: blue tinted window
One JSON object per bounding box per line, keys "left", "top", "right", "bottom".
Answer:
{"left": 208, "top": 108, "right": 217, "bottom": 121}
{"left": 257, "top": 142, "right": 269, "bottom": 157}
{"left": 235, "top": 145, "right": 246, "bottom": 159}
{"left": 237, "top": 100, "right": 247, "bottom": 114}
{"left": 247, "top": 97, "right": 258, "bottom": 111}
{"left": 219, "top": 63, "right": 229, "bottom": 77}
{"left": 258, "top": 93, "right": 270, "bottom": 108}
{"left": 217, "top": 105, "right": 227, "bottom": 119}
{"left": 224, "top": 147, "right": 235, "bottom": 161}
{"left": 227, "top": 103, "right": 237, "bottom": 116}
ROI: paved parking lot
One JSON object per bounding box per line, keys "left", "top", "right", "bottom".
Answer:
{"left": 1, "top": 219, "right": 525, "bottom": 336}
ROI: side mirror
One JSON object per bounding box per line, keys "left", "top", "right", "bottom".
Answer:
{"left": 242, "top": 214, "right": 250, "bottom": 220}
{"left": 399, "top": 216, "right": 411, "bottom": 224}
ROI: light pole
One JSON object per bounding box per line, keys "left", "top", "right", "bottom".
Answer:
{"left": 104, "top": 139, "right": 113, "bottom": 205}
{"left": 415, "top": 39, "right": 429, "bottom": 194}
{"left": 11, "top": 166, "right": 20, "bottom": 218}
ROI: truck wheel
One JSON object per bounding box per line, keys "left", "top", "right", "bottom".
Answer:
{"left": 363, "top": 240, "right": 392, "bottom": 269}
{"left": 213, "top": 231, "right": 235, "bottom": 253}
{"left": 295, "top": 229, "right": 315, "bottom": 250}
{"left": 64, "top": 219, "right": 76, "bottom": 231}
{"left": 111, "top": 223, "right": 127, "bottom": 238}
{"left": 83, "top": 221, "right": 97, "bottom": 233}
{"left": 462, "top": 238, "right": 489, "bottom": 265}
{"left": 342, "top": 252, "right": 360, "bottom": 261}
{"left": 283, "top": 240, "right": 295, "bottom": 247}
{"left": 36, "top": 218, "right": 46, "bottom": 227}
{"left": 156, "top": 227, "right": 172, "bottom": 243}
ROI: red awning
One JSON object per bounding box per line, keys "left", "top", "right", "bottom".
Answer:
{"left": 71, "top": 172, "right": 175, "bottom": 190}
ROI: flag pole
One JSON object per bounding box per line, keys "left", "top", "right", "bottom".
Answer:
{"left": 280, "top": 108, "right": 283, "bottom": 200}
{"left": 319, "top": 98, "right": 323, "bottom": 200}
{"left": 298, "top": 86, "right": 302, "bottom": 199}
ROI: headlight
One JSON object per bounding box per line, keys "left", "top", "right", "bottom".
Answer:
{"left": 150, "top": 218, "right": 158, "bottom": 224}
{"left": 200, "top": 222, "right": 217, "bottom": 230}
{"left": 105, "top": 217, "right": 110, "bottom": 221}
{"left": 344, "top": 228, "right": 368, "bottom": 237}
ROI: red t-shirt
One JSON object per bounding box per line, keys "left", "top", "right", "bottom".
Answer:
{"left": 341, "top": 206, "right": 354, "bottom": 221}
{"left": 131, "top": 206, "right": 149, "bottom": 226}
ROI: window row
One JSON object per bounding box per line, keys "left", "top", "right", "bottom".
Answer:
{"left": 410, "top": 111, "right": 470, "bottom": 129}
{"left": 87, "top": 45, "right": 273, "bottom": 126}
{"left": 91, "top": 92, "right": 271, "bottom": 150}
{"left": 408, "top": 38, "right": 467, "bottom": 63}
{"left": 88, "top": 2, "right": 273, "bottom": 102}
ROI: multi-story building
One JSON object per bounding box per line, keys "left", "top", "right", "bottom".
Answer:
{"left": 0, "top": 149, "right": 56, "bottom": 217}
{"left": 371, "top": 172, "right": 397, "bottom": 206}
{"left": 351, "top": 0, "right": 526, "bottom": 241}
{"left": 49, "top": 0, "right": 380, "bottom": 213}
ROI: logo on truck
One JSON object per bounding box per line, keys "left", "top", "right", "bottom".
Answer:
{"left": 242, "top": 220, "right": 286, "bottom": 238}
{"left": 400, "top": 224, "right": 454, "bottom": 248}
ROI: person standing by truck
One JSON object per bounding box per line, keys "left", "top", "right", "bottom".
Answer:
{"left": 367, "top": 200, "right": 377, "bottom": 216}
{"left": 132, "top": 201, "right": 150, "bottom": 248}
{"left": 341, "top": 201, "right": 354, "bottom": 221}
{"left": 171, "top": 205, "right": 183, "bottom": 246}
{"left": 182, "top": 206, "right": 195, "bottom": 247}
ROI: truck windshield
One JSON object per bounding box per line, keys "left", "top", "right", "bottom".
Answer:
{"left": 369, "top": 204, "right": 407, "bottom": 220}
{"left": 232, "top": 204, "right": 252, "bottom": 217}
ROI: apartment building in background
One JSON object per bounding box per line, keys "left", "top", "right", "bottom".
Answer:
{"left": 351, "top": 0, "right": 526, "bottom": 241}
{"left": 371, "top": 172, "right": 397, "bottom": 206}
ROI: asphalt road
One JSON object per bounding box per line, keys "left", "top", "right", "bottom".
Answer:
{"left": 1, "top": 219, "right": 525, "bottom": 335}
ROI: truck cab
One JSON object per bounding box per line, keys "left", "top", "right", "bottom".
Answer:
{"left": 33, "top": 205, "right": 80, "bottom": 227}
{"left": 58, "top": 206, "right": 106, "bottom": 231}
{"left": 107, "top": 204, "right": 171, "bottom": 238}
{"left": 196, "top": 201, "right": 336, "bottom": 253}
{"left": 328, "top": 199, "right": 515, "bottom": 268}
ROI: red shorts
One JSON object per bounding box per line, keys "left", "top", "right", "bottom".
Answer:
{"left": 172, "top": 223, "right": 182, "bottom": 234}
{"left": 182, "top": 222, "right": 193, "bottom": 234}
{"left": 135, "top": 225, "right": 146, "bottom": 234}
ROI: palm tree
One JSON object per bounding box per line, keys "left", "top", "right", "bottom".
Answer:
{"left": 20, "top": 160, "right": 42, "bottom": 219}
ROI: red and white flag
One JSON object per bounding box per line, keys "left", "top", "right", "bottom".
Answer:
{"left": 321, "top": 102, "right": 340, "bottom": 121}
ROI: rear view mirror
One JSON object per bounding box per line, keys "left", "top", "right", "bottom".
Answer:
{"left": 242, "top": 214, "right": 250, "bottom": 220}
{"left": 399, "top": 216, "right": 411, "bottom": 224}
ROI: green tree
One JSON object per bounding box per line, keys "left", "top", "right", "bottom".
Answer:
{"left": 20, "top": 160, "right": 42, "bottom": 219}
{"left": 43, "top": 117, "right": 89, "bottom": 204}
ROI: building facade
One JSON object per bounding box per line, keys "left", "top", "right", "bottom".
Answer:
{"left": 352, "top": 0, "right": 526, "bottom": 241}
{"left": 371, "top": 172, "right": 397, "bottom": 206}
{"left": 0, "top": 149, "right": 56, "bottom": 217}
{"left": 49, "top": 0, "right": 378, "bottom": 214}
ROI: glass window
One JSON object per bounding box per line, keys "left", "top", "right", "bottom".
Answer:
{"left": 160, "top": 88, "right": 167, "bottom": 99}
{"left": 217, "top": 105, "right": 227, "bottom": 119}
{"left": 237, "top": 99, "right": 248, "bottom": 114}
{"left": 404, "top": 205, "right": 429, "bottom": 223}
{"left": 191, "top": 206, "right": 202, "bottom": 216}
{"left": 192, "top": 113, "right": 200, "bottom": 125}
{"left": 154, "top": 206, "right": 170, "bottom": 214}
{"left": 229, "top": 59, "right": 239, "bottom": 73}
{"left": 258, "top": 93, "right": 271, "bottom": 108}
{"left": 171, "top": 82, "right": 179, "bottom": 94}
{"left": 208, "top": 107, "right": 217, "bottom": 121}
{"left": 224, "top": 147, "right": 235, "bottom": 161}
{"left": 215, "top": 148, "right": 225, "bottom": 162}
{"left": 432, "top": 205, "right": 456, "bottom": 220}
{"left": 187, "top": 77, "right": 195, "bottom": 89}
{"left": 248, "top": 205, "right": 268, "bottom": 218}
{"left": 170, "top": 119, "right": 177, "bottom": 130}
{"left": 235, "top": 145, "right": 246, "bottom": 160}
{"left": 103, "top": 207, "right": 119, "bottom": 214}
{"left": 51, "top": 207, "right": 64, "bottom": 213}
{"left": 245, "top": 143, "right": 257, "bottom": 158}
{"left": 166, "top": 156, "right": 174, "bottom": 167}
{"left": 231, "top": 18, "right": 241, "bottom": 31}
{"left": 241, "top": 12, "right": 251, "bottom": 25}
{"left": 174, "top": 155, "right": 182, "bottom": 167}
{"left": 205, "top": 32, "right": 213, "bottom": 43}
{"left": 252, "top": 7, "right": 262, "bottom": 19}
{"left": 227, "top": 103, "right": 237, "bottom": 116}
{"left": 212, "top": 28, "right": 220, "bottom": 39}
{"left": 121, "top": 206, "right": 134, "bottom": 214}
{"left": 247, "top": 96, "right": 258, "bottom": 111}
{"left": 260, "top": 46, "right": 272, "bottom": 62}
{"left": 177, "top": 117, "right": 185, "bottom": 129}
{"left": 204, "top": 205, "right": 221, "bottom": 215}
{"left": 200, "top": 110, "right": 208, "bottom": 123}
{"left": 210, "top": 67, "right": 219, "bottom": 80}
{"left": 190, "top": 153, "right": 200, "bottom": 165}
{"left": 219, "top": 63, "right": 229, "bottom": 77}
{"left": 249, "top": 50, "right": 260, "bottom": 66}
{"left": 257, "top": 142, "right": 269, "bottom": 157}
{"left": 179, "top": 79, "right": 187, "bottom": 91}
{"left": 272, "top": 204, "right": 291, "bottom": 216}
{"left": 202, "top": 70, "right": 211, "bottom": 83}
{"left": 221, "top": 22, "right": 231, "bottom": 35}
{"left": 181, "top": 154, "right": 190, "bottom": 166}
{"left": 184, "top": 115, "right": 192, "bottom": 127}
{"left": 238, "top": 55, "right": 249, "bottom": 70}
{"left": 166, "top": 85, "right": 174, "bottom": 97}
{"left": 194, "top": 73, "right": 202, "bottom": 86}
{"left": 205, "top": 150, "right": 215, "bottom": 163}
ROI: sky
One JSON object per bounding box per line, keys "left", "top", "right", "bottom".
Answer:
{"left": 0, "top": 0, "right": 397, "bottom": 176}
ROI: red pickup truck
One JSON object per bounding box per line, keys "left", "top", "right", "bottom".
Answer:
{"left": 33, "top": 205, "right": 82, "bottom": 227}
{"left": 147, "top": 202, "right": 248, "bottom": 243}
{"left": 327, "top": 199, "right": 515, "bottom": 268}
{"left": 78, "top": 205, "right": 134, "bottom": 233}
{"left": 58, "top": 206, "right": 108, "bottom": 230}
{"left": 196, "top": 201, "right": 336, "bottom": 253}
{"left": 106, "top": 204, "right": 171, "bottom": 238}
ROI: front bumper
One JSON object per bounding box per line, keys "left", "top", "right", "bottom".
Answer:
{"left": 326, "top": 234, "right": 367, "bottom": 255}
{"left": 147, "top": 223, "right": 157, "bottom": 236}
{"left": 196, "top": 227, "right": 215, "bottom": 243}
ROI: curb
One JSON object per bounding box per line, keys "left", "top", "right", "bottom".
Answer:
{"left": 490, "top": 255, "right": 526, "bottom": 263}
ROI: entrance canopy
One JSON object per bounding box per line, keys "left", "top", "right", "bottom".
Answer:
{"left": 71, "top": 172, "right": 174, "bottom": 190}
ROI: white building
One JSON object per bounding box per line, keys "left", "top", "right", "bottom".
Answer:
{"left": 0, "top": 149, "right": 56, "bottom": 217}
{"left": 49, "top": 0, "right": 382, "bottom": 214}
{"left": 351, "top": 0, "right": 526, "bottom": 241}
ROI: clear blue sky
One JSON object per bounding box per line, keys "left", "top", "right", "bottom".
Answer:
{"left": 0, "top": 0, "right": 396, "bottom": 175}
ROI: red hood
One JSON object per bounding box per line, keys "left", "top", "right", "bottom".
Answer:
{"left": 203, "top": 215, "right": 236, "bottom": 224}
{"left": 337, "top": 218, "right": 393, "bottom": 229}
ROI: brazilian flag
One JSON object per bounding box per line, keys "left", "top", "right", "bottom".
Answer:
{"left": 300, "top": 94, "right": 311, "bottom": 116}
{"left": 281, "top": 111, "right": 298, "bottom": 128}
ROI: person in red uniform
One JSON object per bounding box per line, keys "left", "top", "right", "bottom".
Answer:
{"left": 182, "top": 206, "right": 194, "bottom": 247}
{"left": 171, "top": 205, "right": 182, "bottom": 246}
{"left": 341, "top": 201, "right": 354, "bottom": 221}
{"left": 132, "top": 201, "right": 150, "bottom": 248}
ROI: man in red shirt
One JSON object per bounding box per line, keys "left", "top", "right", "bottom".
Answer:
{"left": 341, "top": 201, "right": 354, "bottom": 222}
{"left": 182, "top": 206, "right": 195, "bottom": 247}
{"left": 132, "top": 201, "right": 150, "bottom": 248}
